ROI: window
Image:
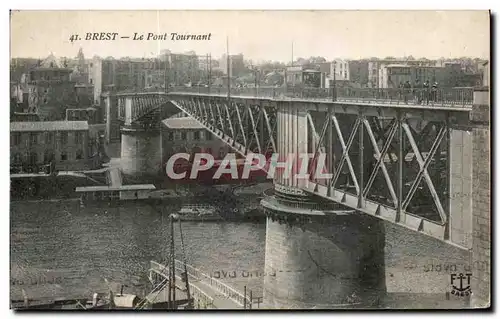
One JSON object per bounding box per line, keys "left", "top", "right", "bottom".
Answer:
{"left": 28, "top": 152, "right": 38, "bottom": 164}
{"left": 13, "top": 153, "right": 22, "bottom": 164}
{"left": 194, "top": 131, "right": 200, "bottom": 140}
{"left": 181, "top": 132, "right": 187, "bottom": 140}
{"left": 76, "top": 149, "right": 83, "bottom": 160}
{"left": 44, "top": 150, "right": 54, "bottom": 162}
{"left": 75, "top": 132, "right": 82, "bottom": 144}
{"left": 60, "top": 152, "right": 67, "bottom": 161}
{"left": 30, "top": 133, "right": 37, "bottom": 145}
{"left": 12, "top": 133, "right": 21, "bottom": 146}
{"left": 206, "top": 132, "right": 212, "bottom": 140}
{"left": 60, "top": 132, "right": 68, "bottom": 145}
{"left": 45, "top": 132, "right": 53, "bottom": 145}
{"left": 168, "top": 132, "right": 174, "bottom": 141}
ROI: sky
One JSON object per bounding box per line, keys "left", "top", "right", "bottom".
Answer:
{"left": 10, "top": 10, "right": 490, "bottom": 62}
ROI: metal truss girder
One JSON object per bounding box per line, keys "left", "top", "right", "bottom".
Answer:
{"left": 306, "top": 113, "right": 328, "bottom": 178}
{"left": 402, "top": 122, "right": 447, "bottom": 223}
{"left": 222, "top": 102, "right": 236, "bottom": 138}
{"left": 262, "top": 109, "right": 277, "bottom": 152}
{"left": 170, "top": 100, "right": 249, "bottom": 157}
{"left": 329, "top": 116, "right": 360, "bottom": 195}
{"left": 213, "top": 101, "right": 226, "bottom": 131}
{"left": 233, "top": 102, "right": 248, "bottom": 149}
{"left": 362, "top": 118, "right": 398, "bottom": 206}
{"left": 304, "top": 181, "right": 465, "bottom": 250}
{"left": 246, "top": 106, "right": 262, "bottom": 153}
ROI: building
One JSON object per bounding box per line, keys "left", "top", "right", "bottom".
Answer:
{"left": 285, "top": 66, "right": 323, "bottom": 88}
{"left": 10, "top": 121, "right": 100, "bottom": 173}
{"left": 74, "top": 84, "right": 95, "bottom": 108}
{"left": 70, "top": 48, "right": 90, "bottom": 84}
{"left": 160, "top": 50, "right": 205, "bottom": 85}
{"left": 480, "top": 61, "right": 489, "bottom": 87}
{"left": 378, "top": 63, "right": 482, "bottom": 89}
{"left": 219, "top": 54, "right": 246, "bottom": 78}
{"left": 11, "top": 113, "right": 40, "bottom": 122}
{"left": 66, "top": 107, "right": 100, "bottom": 124}
{"left": 161, "top": 114, "right": 230, "bottom": 163}
{"left": 378, "top": 64, "right": 442, "bottom": 88}
{"left": 10, "top": 58, "right": 40, "bottom": 82}
{"left": 90, "top": 57, "right": 169, "bottom": 104}
{"left": 368, "top": 59, "right": 437, "bottom": 88}
{"left": 24, "top": 55, "right": 77, "bottom": 121}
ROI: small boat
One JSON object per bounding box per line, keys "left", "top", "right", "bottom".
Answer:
{"left": 11, "top": 289, "right": 102, "bottom": 310}
{"left": 176, "top": 204, "right": 223, "bottom": 221}
{"left": 75, "top": 184, "right": 157, "bottom": 202}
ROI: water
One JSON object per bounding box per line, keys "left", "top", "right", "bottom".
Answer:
{"left": 11, "top": 198, "right": 470, "bottom": 307}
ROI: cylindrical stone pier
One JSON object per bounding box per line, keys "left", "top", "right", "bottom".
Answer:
{"left": 261, "top": 189, "right": 386, "bottom": 309}
{"left": 263, "top": 102, "right": 386, "bottom": 309}
{"left": 120, "top": 126, "right": 162, "bottom": 177}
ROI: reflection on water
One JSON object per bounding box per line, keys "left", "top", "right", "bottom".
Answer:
{"left": 11, "top": 198, "right": 469, "bottom": 308}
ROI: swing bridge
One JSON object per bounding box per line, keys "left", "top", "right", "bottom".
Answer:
{"left": 101, "top": 85, "right": 489, "bottom": 308}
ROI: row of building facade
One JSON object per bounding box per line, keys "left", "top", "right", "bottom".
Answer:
{"left": 284, "top": 58, "right": 487, "bottom": 89}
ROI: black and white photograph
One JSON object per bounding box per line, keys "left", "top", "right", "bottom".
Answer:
{"left": 8, "top": 10, "right": 491, "bottom": 310}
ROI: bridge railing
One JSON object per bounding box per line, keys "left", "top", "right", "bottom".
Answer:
{"left": 166, "top": 86, "right": 474, "bottom": 107}
{"left": 149, "top": 261, "right": 216, "bottom": 309}
{"left": 150, "top": 260, "right": 251, "bottom": 308}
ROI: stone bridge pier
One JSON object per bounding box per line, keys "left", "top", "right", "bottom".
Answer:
{"left": 262, "top": 102, "right": 386, "bottom": 309}
{"left": 120, "top": 126, "right": 162, "bottom": 177}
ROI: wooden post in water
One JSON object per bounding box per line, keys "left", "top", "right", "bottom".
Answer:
{"left": 243, "top": 286, "right": 247, "bottom": 309}
{"left": 170, "top": 214, "right": 176, "bottom": 307}
{"left": 249, "top": 290, "right": 253, "bottom": 310}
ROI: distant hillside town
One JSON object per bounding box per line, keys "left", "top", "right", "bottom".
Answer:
{"left": 8, "top": 48, "right": 489, "bottom": 178}
{"left": 11, "top": 49, "right": 489, "bottom": 113}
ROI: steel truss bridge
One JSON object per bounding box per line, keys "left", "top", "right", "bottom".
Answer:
{"left": 105, "top": 86, "right": 476, "bottom": 250}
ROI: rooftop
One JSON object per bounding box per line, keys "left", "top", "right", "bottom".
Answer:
{"left": 11, "top": 121, "right": 89, "bottom": 132}
{"left": 75, "top": 184, "right": 156, "bottom": 192}
{"left": 162, "top": 117, "right": 204, "bottom": 129}
{"left": 386, "top": 64, "right": 442, "bottom": 69}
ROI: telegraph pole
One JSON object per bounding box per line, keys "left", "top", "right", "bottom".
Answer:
{"left": 208, "top": 53, "right": 212, "bottom": 93}
{"left": 227, "top": 36, "right": 231, "bottom": 102}
{"left": 332, "top": 61, "right": 337, "bottom": 101}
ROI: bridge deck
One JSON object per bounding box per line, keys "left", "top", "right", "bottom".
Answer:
{"left": 168, "top": 91, "right": 472, "bottom": 111}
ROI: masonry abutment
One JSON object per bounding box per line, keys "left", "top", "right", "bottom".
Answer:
{"left": 469, "top": 88, "right": 490, "bottom": 308}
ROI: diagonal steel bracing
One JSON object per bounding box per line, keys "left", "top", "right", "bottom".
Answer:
{"left": 402, "top": 122, "right": 447, "bottom": 223}
{"left": 329, "top": 116, "right": 361, "bottom": 195}
{"left": 306, "top": 113, "right": 328, "bottom": 181}
{"left": 362, "top": 118, "right": 398, "bottom": 206}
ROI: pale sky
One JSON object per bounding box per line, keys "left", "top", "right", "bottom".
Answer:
{"left": 10, "top": 10, "right": 490, "bottom": 61}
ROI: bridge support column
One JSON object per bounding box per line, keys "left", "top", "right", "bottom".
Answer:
{"left": 261, "top": 189, "right": 386, "bottom": 309}
{"left": 104, "top": 94, "right": 121, "bottom": 144}
{"left": 120, "top": 126, "right": 162, "bottom": 177}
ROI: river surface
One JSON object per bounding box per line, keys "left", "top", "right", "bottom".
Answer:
{"left": 11, "top": 197, "right": 472, "bottom": 308}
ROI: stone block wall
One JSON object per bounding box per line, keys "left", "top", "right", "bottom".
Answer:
{"left": 470, "top": 89, "right": 490, "bottom": 308}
